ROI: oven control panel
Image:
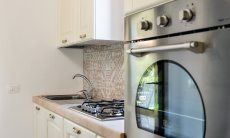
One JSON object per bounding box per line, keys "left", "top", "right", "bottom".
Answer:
{"left": 125, "top": 0, "right": 230, "bottom": 41}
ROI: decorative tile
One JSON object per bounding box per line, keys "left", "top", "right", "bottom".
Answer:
{"left": 83, "top": 45, "right": 124, "bottom": 100}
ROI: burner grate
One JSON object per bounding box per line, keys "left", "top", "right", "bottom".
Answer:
{"left": 70, "top": 99, "right": 124, "bottom": 121}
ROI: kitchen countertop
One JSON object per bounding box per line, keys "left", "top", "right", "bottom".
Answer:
{"left": 33, "top": 96, "right": 125, "bottom": 138}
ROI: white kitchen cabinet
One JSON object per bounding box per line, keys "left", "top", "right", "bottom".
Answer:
{"left": 79, "top": 0, "right": 94, "bottom": 42}
{"left": 45, "top": 110, "right": 64, "bottom": 138}
{"left": 34, "top": 105, "right": 103, "bottom": 138}
{"left": 124, "top": 0, "right": 173, "bottom": 15}
{"left": 34, "top": 104, "right": 46, "bottom": 138}
{"left": 59, "top": 0, "right": 80, "bottom": 46}
{"left": 64, "top": 119, "right": 97, "bottom": 138}
{"left": 58, "top": 0, "right": 124, "bottom": 47}
{"left": 34, "top": 104, "right": 63, "bottom": 138}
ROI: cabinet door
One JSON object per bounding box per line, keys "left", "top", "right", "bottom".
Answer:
{"left": 34, "top": 104, "right": 46, "bottom": 138}
{"left": 45, "top": 111, "right": 63, "bottom": 138}
{"left": 79, "top": 0, "right": 94, "bottom": 41}
{"left": 59, "top": 0, "right": 80, "bottom": 47}
{"left": 64, "top": 119, "right": 97, "bottom": 138}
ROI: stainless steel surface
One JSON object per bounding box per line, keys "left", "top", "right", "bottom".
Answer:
{"left": 125, "top": 0, "right": 230, "bottom": 41}
{"left": 73, "top": 74, "right": 93, "bottom": 100}
{"left": 126, "top": 41, "right": 205, "bottom": 54}
{"left": 125, "top": 28, "right": 230, "bottom": 138}
{"left": 125, "top": 0, "right": 230, "bottom": 138}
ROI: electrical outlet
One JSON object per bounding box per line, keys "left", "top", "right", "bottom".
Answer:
{"left": 7, "top": 84, "right": 20, "bottom": 94}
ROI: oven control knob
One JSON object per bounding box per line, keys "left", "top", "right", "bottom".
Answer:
{"left": 179, "top": 9, "right": 194, "bottom": 22}
{"left": 139, "top": 20, "right": 152, "bottom": 31}
{"left": 157, "top": 15, "right": 169, "bottom": 27}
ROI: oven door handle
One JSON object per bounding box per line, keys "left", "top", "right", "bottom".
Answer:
{"left": 127, "top": 41, "right": 205, "bottom": 54}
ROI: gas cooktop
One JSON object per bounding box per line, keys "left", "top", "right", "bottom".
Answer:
{"left": 70, "top": 99, "right": 124, "bottom": 121}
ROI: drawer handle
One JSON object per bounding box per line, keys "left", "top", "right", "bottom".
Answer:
{"left": 35, "top": 106, "right": 40, "bottom": 111}
{"left": 62, "top": 39, "right": 68, "bottom": 44}
{"left": 49, "top": 114, "right": 55, "bottom": 120}
{"left": 79, "top": 34, "right": 87, "bottom": 39}
{"left": 73, "top": 127, "right": 81, "bottom": 134}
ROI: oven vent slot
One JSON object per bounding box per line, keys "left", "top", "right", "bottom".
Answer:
{"left": 129, "top": 24, "right": 230, "bottom": 43}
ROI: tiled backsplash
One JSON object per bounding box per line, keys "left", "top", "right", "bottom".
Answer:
{"left": 83, "top": 45, "right": 124, "bottom": 100}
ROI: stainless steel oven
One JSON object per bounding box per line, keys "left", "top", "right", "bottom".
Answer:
{"left": 124, "top": 0, "right": 230, "bottom": 138}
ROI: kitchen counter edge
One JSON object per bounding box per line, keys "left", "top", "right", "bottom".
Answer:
{"left": 33, "top": 96, "right": 125, "bottom": 138}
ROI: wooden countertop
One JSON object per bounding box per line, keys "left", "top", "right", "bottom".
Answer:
{"left": 33, "top": 96, "right": 125, "bottom": 138}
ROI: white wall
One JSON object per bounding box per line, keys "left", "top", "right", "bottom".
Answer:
{"left": 0, "top": 0, "right": 83, "bottom": 138}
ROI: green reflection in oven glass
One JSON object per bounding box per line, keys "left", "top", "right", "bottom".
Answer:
{"left": 137, "top": 63, "right": 160, "bottom": 110}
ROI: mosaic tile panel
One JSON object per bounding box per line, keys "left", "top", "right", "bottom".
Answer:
{"left": 83, "top": 45, "right": 124, "bottom": 100}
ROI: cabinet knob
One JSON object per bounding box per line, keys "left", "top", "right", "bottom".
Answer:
{"left": 80, "top": 34, "right": 87, "bottom": 39}
{"left": 62, "top": 39, "right": 68, "bottom": 44}
{"left": 35, "top": 106, "right": 40, "bottom": 111}
{"left": 73, "top": 127, "right": 81, "bottom": 134}
{"left": 49, "top": 114, "right": 55, "bottom": 119}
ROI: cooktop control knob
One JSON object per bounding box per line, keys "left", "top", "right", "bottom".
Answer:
{"left": 140, "top": 20, "right": 152, "bottom": 31}
{"left": 157, "top": 15, "right": 169, "bottom": 27}
{"left": 179, "top": 9, "right": 194, "bottom": 22}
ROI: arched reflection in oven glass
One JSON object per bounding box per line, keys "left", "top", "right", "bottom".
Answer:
{"left": 136, "top": 60, "right": 206, "bottom": 138}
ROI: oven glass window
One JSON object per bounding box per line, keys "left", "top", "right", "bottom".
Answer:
{"left": 136, "top": 60, "right": 206, "bottom": 138}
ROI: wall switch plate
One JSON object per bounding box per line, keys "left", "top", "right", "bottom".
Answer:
{"left": 7, "top": 84, "right": 20, "bottom": 94}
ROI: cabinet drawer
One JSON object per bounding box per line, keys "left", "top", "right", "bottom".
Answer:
{"left": 45, "top": 110, "right": 63, "bottom": 127}
{"left": 64, "top": 119, "right": 97, "bottom": 138}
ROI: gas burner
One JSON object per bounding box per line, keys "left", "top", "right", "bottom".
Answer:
{"left": 70, "top": 99, "right": 124, "bottom": 121}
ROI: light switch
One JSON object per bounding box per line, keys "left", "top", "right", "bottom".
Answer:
{"left": 7, "top": 84, "right": 20, "bottom": 94}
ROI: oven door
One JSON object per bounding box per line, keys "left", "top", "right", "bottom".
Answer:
{"left": 125, "top": 29, "right": 230, "bottom": 138}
